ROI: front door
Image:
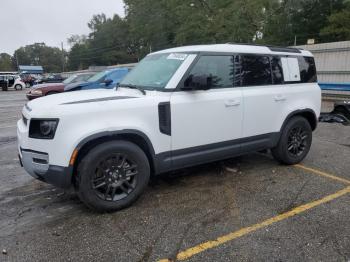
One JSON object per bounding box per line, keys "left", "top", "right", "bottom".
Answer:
{"left": 170, "top": 55, "right": 243, "bottom": 169}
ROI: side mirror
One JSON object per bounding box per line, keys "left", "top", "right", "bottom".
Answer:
{"left": 182, "top": 74, "right": 212, "bottom": 91}
{"left": 104, "top": 79, "right": 113, "bottom": 86}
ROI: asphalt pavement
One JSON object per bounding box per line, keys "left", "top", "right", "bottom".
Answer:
{"left": 0, "top": 89, "right": 349, "bottom": 262}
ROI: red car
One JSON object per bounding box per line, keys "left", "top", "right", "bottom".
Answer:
{"left": 26, "top": 72, "right": 95, "bottom": 100}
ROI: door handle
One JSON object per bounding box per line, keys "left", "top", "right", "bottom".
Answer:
{"left": 274, "top": 94, "right": 287, "bottom": 102}
{"left": 225, "top": 99, "right": 241, "bottom": 107}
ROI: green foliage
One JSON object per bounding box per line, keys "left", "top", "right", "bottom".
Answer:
{"left": 66, "top": 0, "right": 350, "bottom": 70}
{"left": 13, "top": 43, "right": 65, "bottom": 73}
{"left": 0, "top": 53, "right": 15, "bottom": 71}
{"left": 321, "top": 2, "right": 350, "bottom": 41}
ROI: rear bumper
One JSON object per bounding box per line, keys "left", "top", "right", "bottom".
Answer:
{"left": 19, "top": 148, "right": 73, "bottom": 189}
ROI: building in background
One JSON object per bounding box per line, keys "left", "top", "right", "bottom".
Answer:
{"left": 18, "top": 65, "right": 44, "bottom": 74}
{"left": 297, "top": 41, "right": 350, "bottom": 91}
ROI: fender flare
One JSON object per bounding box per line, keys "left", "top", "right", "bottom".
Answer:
{"left": 280, "top": 109, "right": 318, "bottom": 133}
{"left": 74, "top": 129, "right": 156, "bottom": 156}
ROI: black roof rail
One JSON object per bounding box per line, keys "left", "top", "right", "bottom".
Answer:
{"left": 226, "top": 42, "right": 302, "bottom": 53}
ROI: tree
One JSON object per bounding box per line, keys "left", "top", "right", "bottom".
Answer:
{"left": 263, "top": 0, "right": 345, "bottom": 46}
{"left": 14, "top": 43, "right": 65, "bottom": 73}
{"left": 67, "top": 14, "right": 138, "bottom": 70}
{"left": 321, "top": 2, "right": 350, "bottom": 41}
{"left": 0, "top": 53, "right": 15, "bottom": 71}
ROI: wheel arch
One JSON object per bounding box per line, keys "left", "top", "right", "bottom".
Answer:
{"left": 71, "top": 130, "right": 157, "bottom": 184}
{"left": 281, "top": 109, "right": 318, "bottom": 132}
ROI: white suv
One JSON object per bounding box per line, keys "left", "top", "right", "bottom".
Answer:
{"left": 17, "top": 44, "right": 321, "bottom": 212}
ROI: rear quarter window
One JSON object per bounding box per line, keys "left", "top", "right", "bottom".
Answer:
{"left": 298, "top": 57, "right": 317, "bottom": 83}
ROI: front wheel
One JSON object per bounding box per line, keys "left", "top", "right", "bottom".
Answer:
{"left": 271, "top": 116, "right": 312, "bottom": 165}
{"left": 76, "top": 141, "right": 150, "bottom": 212}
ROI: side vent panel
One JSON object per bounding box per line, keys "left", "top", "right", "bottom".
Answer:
{"left": 158, "top": 102, "right": 171, "bottom": 136}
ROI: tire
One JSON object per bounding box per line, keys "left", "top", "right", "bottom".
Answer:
{"left": 15, "top": 84, "right": 23, "bottom": 90}
{"left": 271, "top": 116, "right": 312, "bottom": 165}
{"left": 76, "top": 141, "right": 150, "bottom": 212}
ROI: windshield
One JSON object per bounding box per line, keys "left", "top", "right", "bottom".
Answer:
{"left": 87, "top": 71, "right": 108, "bottom": 82}
{"left": 63, "top": 75, "right": 77, "bottom": 84}
{"left": 119, "top": 53, "right": 188, "bottom": 90}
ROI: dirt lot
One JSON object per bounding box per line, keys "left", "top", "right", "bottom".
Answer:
{"left": 0, "top": 90, "right": 349, "bottom": 262}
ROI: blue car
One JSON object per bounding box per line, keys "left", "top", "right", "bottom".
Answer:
{"left": 64, "top": 67, "right": 130, "bottom": 92}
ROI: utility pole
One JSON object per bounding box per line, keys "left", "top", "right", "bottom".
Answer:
{"left": 61, "top": 42, "right": 65, "bottom": 73}
{"left": 15, "top": 53, "right": 19, "bottom": 71}
{"left": 294, "top": 35, "right": 297, "bottom": 46}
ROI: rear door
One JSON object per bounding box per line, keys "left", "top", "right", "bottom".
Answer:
{"left": 7, "top": 76, "right": 15, "bottom": 87}
{"left": 239, "top": 55, "right": 286, "bottom": 150}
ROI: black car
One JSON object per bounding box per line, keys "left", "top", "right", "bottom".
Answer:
{"left": 35, "top": 74, "right": 66, "bottom": 84}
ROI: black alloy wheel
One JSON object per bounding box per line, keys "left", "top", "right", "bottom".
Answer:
{"left": 76, "top": 141, "right": 150, "bottom": 212}
{"left": 92, "top": 153, "right": 138, "bottom": 201}
{"left": 287, "top": 126, "right": 308, "bottom": 157}
{"left": 271, "top": 116, "right": 312, "bottom": 165}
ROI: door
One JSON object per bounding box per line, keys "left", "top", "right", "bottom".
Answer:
{"left": 239, "top": 55, "right": 290, "bottom": 151}
{"left": 0, "top": 75, "right": 8, "bottom": 91}
{"left": 170, "top": 55, "right": 243, "bottom": 168}
{"left": 7, "top": 76, "right": 15, "bottom": 87}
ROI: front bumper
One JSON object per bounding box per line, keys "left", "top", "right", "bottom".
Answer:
{"left": 19, "top": 148, "right": 73, "bottom": 189}
{"left": 26, "top": 93, "right": 42, "bottom": 100}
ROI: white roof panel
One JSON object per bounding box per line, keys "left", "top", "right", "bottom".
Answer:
{"left": 153, "top": 44, "right": 313, "bottom": 57}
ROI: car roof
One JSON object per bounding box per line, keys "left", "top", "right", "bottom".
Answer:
{"left": 153, "top": 43, "right": 313, "bottom": 57}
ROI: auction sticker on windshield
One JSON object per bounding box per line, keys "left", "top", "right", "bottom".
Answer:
{"left": 167, "top": 53, "right": 188, "bottom": 60}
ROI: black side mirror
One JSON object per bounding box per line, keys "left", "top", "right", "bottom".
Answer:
{"left": 104, "top": 79, "right": 113, "bottom": 86}
{"left": 182, "top": 74, "right": 212, "bottom": 91}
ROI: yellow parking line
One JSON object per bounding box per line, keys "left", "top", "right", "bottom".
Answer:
{"left": 159, "top": 186, "right": 350, "bottom": 261}
{"left": 294, "top": 164, "right": 350, "bottom": 185}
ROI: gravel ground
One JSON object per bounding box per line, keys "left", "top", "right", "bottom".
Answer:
{"left": 0, "top": 89, "right": 349, "bottom": 262}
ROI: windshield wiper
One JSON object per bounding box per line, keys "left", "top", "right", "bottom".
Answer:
{"left": 117, "top": 84, "right": 146, "bottom": 95}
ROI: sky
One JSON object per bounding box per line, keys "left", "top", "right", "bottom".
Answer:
{"left": 0, "top": 0, "right": 125, "bottom": 55}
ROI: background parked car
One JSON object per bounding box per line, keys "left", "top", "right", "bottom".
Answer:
{"left": 0, "top": 75, "right": 26, "bottom": 91}
{"left": 64, "top": 67, "right": 130, "bottom": 92}
{"left": 35, "top": 74, "right": 65, "bottom": 84}
{"left": 20, "top": 74, "right": 37, "bottom": 88}
{"left": 26, "top": 72, "right": 95, "bottom": 100}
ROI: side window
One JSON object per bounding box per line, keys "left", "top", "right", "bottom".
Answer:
{"left": 240, "top": 55, "right": 272, "bottom": 86}
{"left": 0, "top": 76, "right": 4, "bottom": 81}
{"left": 271, "top": 57, "right": 284, "bottom": 84}
{"left": 187, "top": 56, "right": 234, "bottom": 88}
{"left": 298, "top": 57, "right": 317, "bottom": 83}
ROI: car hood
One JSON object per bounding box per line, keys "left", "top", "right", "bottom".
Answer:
{"left": 25, "top": 88, "right": 143, "bottom": 114}
{"left": 32, "top": 83, "right": 64, "bottom": 89}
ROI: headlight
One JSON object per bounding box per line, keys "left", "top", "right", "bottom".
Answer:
{"left": 31, "top": 89, "right": 42, "bottom": 95}
{"left": 29, "top": 119, "right": 59, "bottom": 139}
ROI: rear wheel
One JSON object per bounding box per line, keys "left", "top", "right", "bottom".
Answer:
{"left": 76, "top": 141, "right": 150, "bottom": 212}
{"left": 15, "top": 84, "right": 23, "bottom": 90}
{"left": 271, "top": 116, "right": 312, "bottom": 165}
